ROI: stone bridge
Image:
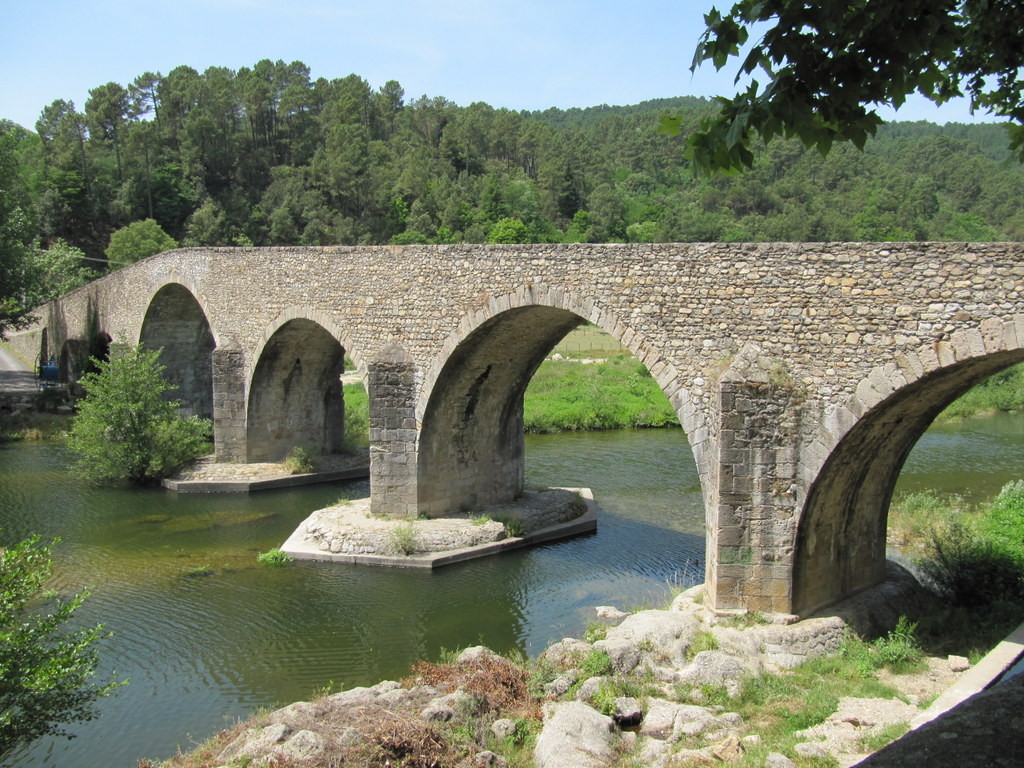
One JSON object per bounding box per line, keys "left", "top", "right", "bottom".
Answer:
{"left": 8, "top": 243, "right": 1024, "bottom": 617}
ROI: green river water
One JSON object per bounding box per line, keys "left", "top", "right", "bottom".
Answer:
{"left": 0, "top": 414, "right": 1021, "bottom": 767}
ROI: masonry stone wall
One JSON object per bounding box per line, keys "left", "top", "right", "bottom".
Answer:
{"left": 8, "top": 242, "right": 1023, "bottom": 615}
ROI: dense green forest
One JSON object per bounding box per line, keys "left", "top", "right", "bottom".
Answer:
{"left": 4, "top": 58, "right": 1024, "bottom": 272}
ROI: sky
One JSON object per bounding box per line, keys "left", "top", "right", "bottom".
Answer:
{"left": 1, "top": 0, "right": 999, "bottom": 131}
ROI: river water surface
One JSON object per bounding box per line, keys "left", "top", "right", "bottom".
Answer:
{"left": 1, "top": 414, "right": 1022, "bottom": 767}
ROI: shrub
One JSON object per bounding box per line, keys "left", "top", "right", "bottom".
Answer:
{"left": 916, "top": 521, "right": 1024, "bottom": 606}
{"left": 283, "top": 445, "right": 316, "bottom": 475}
{"left": 67, "top": 344, "right": 212, "bottom": 484}
{"left": 495, "top": 515, "right": 525, "bottom": 537}
{"left": 105, "top": 219, "right": 177, "bottom": 268}
{"left": 872, "top": 616, "right": 924, "bottom": 673}
{"left": 0, "top": 535, "right": 122, "bottom": 758}
{"left": 578, "top": 648, "right": 613, "bottom": 679}
{"left": 257, "top": 548, "right": 292, "bottom": 568}
{"left": 982, "top": 480, "right": 1024, "bottom": 555}
{"left": 389, "top": 521, "right": 418, "bottom": 555}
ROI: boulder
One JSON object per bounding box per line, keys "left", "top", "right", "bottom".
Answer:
{"left": 534, "top": 701, "right": 618, "bottom": 768}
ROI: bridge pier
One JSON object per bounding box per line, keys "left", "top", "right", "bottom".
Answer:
{"left": 705, "top": 354, "right": 808, "bottom": 615}
{"left": 368, "top": 355, "right": 421, "bottom": 518}
{"left": 212, "top": 344, "right": 247, "bottom": 463}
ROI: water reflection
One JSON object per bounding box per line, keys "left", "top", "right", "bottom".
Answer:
{"left": 2, "top": 412, "right": 1019, "bottom": 767}
{"left": 0, "top": 429, "right": 703, "bottom": 768}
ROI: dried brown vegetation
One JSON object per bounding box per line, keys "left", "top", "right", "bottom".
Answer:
{"left": 405, "top": 653, "right": 540, "bottom": 720}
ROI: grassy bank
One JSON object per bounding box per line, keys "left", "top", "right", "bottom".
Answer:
{"left": 888, "top": 480, "right": 1024, "bottom": 657}
{"left": 939, "top": 361, "right": 1024, "bottom": 419}
{"left": 523, "top": 356, "right": 677, "bottom": 433}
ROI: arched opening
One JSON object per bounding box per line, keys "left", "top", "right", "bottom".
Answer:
{"left": 247, "top": 319, "right": 345, "bottom": 462}
{"left": 793, "top": 348, "right": 1024, "bottom": 616}
{"left": 139, "top": 284, "right": 215, "bottom": 419}
{"left": 418, "top": 306, "right": 585, "bottom": 515}
{"left": 57, "top": 339, "right": 89, "bottom": 384}
{"left": 86, "top": 331, "right": 112, "bottom": 375}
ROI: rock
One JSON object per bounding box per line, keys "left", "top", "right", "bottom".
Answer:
{"left": 491, "top": 718, "right": 517, "bottom": 740}
{"left": 574, "top": 676, "right": 610, "bottom": 704}
{"left": 677, "top": 650, "right": 753, "bottom": 695}
{"left": 766, "top": 751, "right": 796, "bottom": 767}
{"left": 595, "top": 606, "right": 628, "bottom": 620}
{"left": 670, "top": 583, "right": 706, "bottom": 611}
{"left": 595, "top": 610, "right": 699, "bottom": 673}
{"left": 421, "top": 701, "right": 455, "bottom": 721}
{"left": 267, "top": 700, "right": 316, "bottom": 722}
{"left": 592, "top": 636, "right": 642, "bottom": 675}
{"left": 612, "top": 696, "right": 643, "bottom": 728}
{"left": 638, "top": 737, "right": 672, "bottom": 767}
{"left": 544, "top": 670, "right": 579, "bottom": 698}
{"left": 217, "top": 722, "right": 291, "bottom": 763}
{"left": 673, "top": 704, "right": 729, "bottom": 738}
{"left": 277, "top": 729, "right": 324, "bottom": 761}
{"left": 541, "top": 637, "right": 593, "bottom": 669}
{"left": 948, "top": 655, "right": 970, "bottom": 672}
{"left": 794, "top": 741, "right": 830, "bottom": 759}
{"left": 638, "top": 698, "right": 730, "bottom": 741}
{"left": 640, "top": 698, "right": 682, "bottom": 739}
{"left": 672, "top": 748, "right": 717, "bottom": 765}
{"left": 456, "top": 645, "right": 499, "bottom": 664}
{"left": 460, "top": 750, "right": 508, "bottom": 767}
{"left": 753, "top": 616, "right": 847, "bottom": 669}
{"left": 327, "top": 685, "right": 380, "bottom": 707}
{"left": 710, "top": 733, "right": 744, "bottom": 762}
{"left": 534, "top": 701, "right": 618, "bottom": 768}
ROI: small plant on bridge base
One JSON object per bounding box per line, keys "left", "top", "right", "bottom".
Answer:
{"left": 389, "top": 521, "right": 418, "bottom": 555}
{"left": 257, "top": 548, "right": 292, "bottom": 568}
{"left": 283, "top": 445, "right": 316, "bottom": 475}
{"left": 495, "top": 515, "right": 525, "bottom": 537}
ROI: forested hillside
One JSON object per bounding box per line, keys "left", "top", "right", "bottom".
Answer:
{"left": 4, "top": 59, "right": 1024, "bottom": 268}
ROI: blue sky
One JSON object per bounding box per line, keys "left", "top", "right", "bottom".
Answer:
{"left": 1, "top": 0, "right": 996, "bottom": 131}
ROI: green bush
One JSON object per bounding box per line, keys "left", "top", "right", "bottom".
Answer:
{"left": 916, "top": 521, "right": 1024, "bottom": 606}
{"left": 67, "top": 344, "right": 212, "bottom": 484}
{"left": 105, "top": 219, "right": 177, "bottom": 268}
{"left": 0, "top": 535, "right": 122, "bottom": 758}
{"left": 389, "top": 521, "right": 418, "bottom": 555}
{"left": 872, "top": 616, "right": 924, "bottom": 673}
{"left": 257, "top": 548, "right": 292, "bottom": 568}
{"left": 283, "top": 445, "right": 316, "bottom": 474}
{"left": 982, "top": 480, "right": 1024, "bottom": 554}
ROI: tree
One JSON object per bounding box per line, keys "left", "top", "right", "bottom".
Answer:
{"left": 66, "top": 344, "right": 212, "bottom": 484}
{"left": 0, "top": 130, "right": 37, "bottom": 339}
{"left": 0, "top": 535, "right": 121, "bottom": 758}
{"left": 487, "top": 216, "right": 530, "bottom": 243}
{"left": 681, "top": 1, "right": 1024, "bottom": 173}
{"left": 24, "top": 240, "right": 99, "bottom": 306}
{"left": 104, "top": 219, "right": 177, "bottom": 268}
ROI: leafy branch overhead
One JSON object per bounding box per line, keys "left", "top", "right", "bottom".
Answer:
{"left": 676, "top": 1, "right": 1024, "bottom": 173}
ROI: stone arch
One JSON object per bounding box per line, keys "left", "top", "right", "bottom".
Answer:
{"left": 415, "top": 284, "right": 704, "bottom": 517}
{"left": 792, "top": 316, "right": 1024, "bottom": 616}
{"left": 246, "top": 310, "right": 352, "bottom": 463}
{"left": 139, "top": 283, "right": 216, "bottom": 419}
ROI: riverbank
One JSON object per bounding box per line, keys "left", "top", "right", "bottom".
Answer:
{"left": 147, "top": 564, "right": 1024, "bottom": 768}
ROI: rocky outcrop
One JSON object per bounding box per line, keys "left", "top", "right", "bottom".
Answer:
{"left": 179, "top": 568, "right": 970, "bottom": 768}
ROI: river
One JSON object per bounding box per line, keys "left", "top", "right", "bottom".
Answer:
{"left": 0, "top": 413, "right": 1021, "bottom": 767}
